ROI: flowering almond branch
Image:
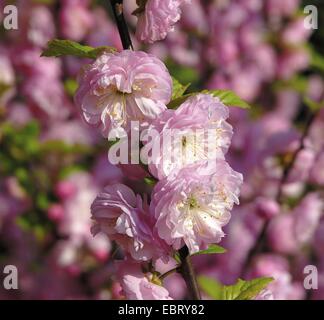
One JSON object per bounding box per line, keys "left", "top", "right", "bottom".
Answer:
{"left": 108, "top": 0, "right": 202, "bottom": 301}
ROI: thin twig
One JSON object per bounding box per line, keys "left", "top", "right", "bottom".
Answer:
{"left": 179, "top": 246, "right": 201, "bottom": 300}
{"left": 159, "top": 267, "right": 180, "bottom": 281}
{"left": 109, "top": 0, "right": 134, "bottom": 50}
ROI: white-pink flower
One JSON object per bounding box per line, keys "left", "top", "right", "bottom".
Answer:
{"left": 116, "top": 260, "right": 173, "bottom": 300}
{"left": 135, "top": 0, "right": 190, "bottom": 44}
{"left": 151, "top": 160, "right": 243, "bottom": 254}
{"left": 91, "top": 184, "right": 167, "bottom": 261}
{"left": 75, "top": 50, "right": 172, "bottom": 137}
{"left": 143, "top": 94, "right": 233, "bottom": 180}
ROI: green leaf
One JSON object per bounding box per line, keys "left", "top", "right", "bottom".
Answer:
{"left": 144, "top": 177, "right": 157, "bottom": 187}
{"left": 198, "top": 276, "right": 223, "bottom": 300}
{"left": 172, "top": 77, "right": 190, "bottom": 100}
{"left": 0, "top": 83, "right": 11, "bottom": 98}
{"left": 304, "top": 97, "right": 324, "bottom": 112}
{"left": 206, "top": 90, "right": 251, "bottom": 109}
{"left": 41, "top": 39, "right": 116, "bottom": 59}
{"left": 36, "top": 193, "right": 50, "bottom": 211}
{"left": 174, "top": 252, "right": 181, "bottom": 264}
{"left": 273, "top": 76, "right": 308, "bottom": 94}
{"left": 167, "top": 94, "right": 192, "bottom": 109}
{"left": 64, "top": 79, "right": 78, "bottom": 96}
{"left": 168, "top": 90, "right": 251, "bottom": 110}
{"left": 192, "top": 244, "right": 226, "bottom": 256}
{"left": 308, "top": 45, "right": 324, "bottom": 72}
{"left": 234, "top": 277, "right": 274, "bottom": 300}
{"left": 198, "top": 277, "right": 274, "bottom": 300}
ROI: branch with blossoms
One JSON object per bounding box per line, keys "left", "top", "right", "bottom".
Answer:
{"left": 41, "top": 0, "right": 274, "bottom": 300}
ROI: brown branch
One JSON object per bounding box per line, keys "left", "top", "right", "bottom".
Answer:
{"left": 109, "top": 0, "right": 134, "bottom": 50}
{"left": 159, "top": 267, "right": 180, "bottom": 281}
{"left": 179, "top": 246, "right": 201, "bottom": 300}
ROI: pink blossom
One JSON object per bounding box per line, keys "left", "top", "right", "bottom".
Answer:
{"left": 14, "top": 47, "right": 62, "bottom": 79}
{"left": 0, "top": 52, "right": 15, "bottom": 105}
{"left": 151, "top": 160, "right": 243, "bottom": 254}
{"left": 254, "top": 289, "right": 274, "bottom": 300}
{"left": 293, "top": 193, "right": 323, "bottom": 245}
{"left": 87, "top": 8, "right": 123, "bottom": 51}
{"left": 181, "top": 0, "right": 208, "bottom": 34}
{"left": 248, "top": 254, "right": 305, "bottom": 300}
{"left": 310, "top": 151, "right": 324, "bottom": 186}
{"left": 0, "top": 54, "right": 15, "bottom": 86}
{"left": 267, "top": 214, "right": 299, "bottom": 254}
{"left": 281, "top": 18, "right": 312, "bottom": 46}
{"left": 307, "top": 75, "right": 324, "bottom": 102}
{"left": 22, "top": 75, "right": 71, "bottom": 120}
{"left": 265, "top": 0, "right": 300, "bottom": 17}
{"left": 47, "top": 204, "right": 65, "bottom": 222}
{"left": 92, "top": 154, "right": 124, "bottom": 187}
{"left": 55, "top": 181, "right": 77, "bottom": 200}
{"left": 27, "top": 6, "right": 56, "bottom": 47}
{"left": 116, "top": 260, "right": 173, "bottom": 300}
{"left": 135, "top": 0, "right": 190, "bottom": 44}
{"left": 313, "top": 221, "right": 324, "bottom": 257}
{"left": 75, "top": 50, "right": 172, "bottom": 137}
{"left": 277, "top": 49, "right": 309, "bottom": 80}
{"left": 58, "top": 172, "right": 98, "bottom": 239}
{"left": 287, "top": 148, "right": 315, "bottom": 183}
{"left": 144, "top": 94, "right": 233, "bottom": 180}
{"left": 56, "top": 172, "right": 111, "bottom": 263}
{"left": 91, "top": 184, "right": 167, "bottom": 261}
{"left": 59, "top": 0, "right": 94, "bottom": 42}
{"left": 255, "top": 197, "right": 280, "bottom": 220}
{"left": 118, "top": 164, "right": 150, "bottom": 181}
{"left": 42, "top": 120, "right": 98, "bottom": 145}
{"left": 6, "top": 102, "right": 32, "bottom": 126}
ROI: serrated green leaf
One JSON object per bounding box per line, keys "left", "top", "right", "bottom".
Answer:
{"left": 172, "top": 77, "right": 190, "bottom": 100}
{"left": 235, "top": 277, "right": 274, "bottom": 300}
{"left": 192, "top": 244, "right": 226, "bottom": 256}
{"left": 206, "top": 90, "right": 251, "bottom": 109}
{"left": 168, "top": 90, "right": 251, "bottom": 110}
{"left": 198, "top": 277, "right": 273, "bottom": 300}
{"left": 41, "top": 39, "right": 116, "bottom": 59}
{"left": 198, "top": 276, "right": 222, "bottom": 300}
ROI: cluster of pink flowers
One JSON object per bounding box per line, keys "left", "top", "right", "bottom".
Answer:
{"left": 81, "top": 49, "right": 243, "bottom": 299}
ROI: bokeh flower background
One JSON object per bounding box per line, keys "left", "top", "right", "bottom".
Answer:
{"left": 0, "top": 0, "right": 324, "bottom": 300}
